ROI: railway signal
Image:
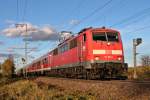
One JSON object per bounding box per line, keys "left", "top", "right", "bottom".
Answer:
{"left": 133, "top": 38, "right": 142, "bottom": 79}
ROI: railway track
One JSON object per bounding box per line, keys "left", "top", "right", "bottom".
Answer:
{"left": 33, "top": 76, "right": 150, "bottom": 85}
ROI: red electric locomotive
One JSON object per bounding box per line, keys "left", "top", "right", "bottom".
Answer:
{"left": 21, "top": 27, "right": 128, "bottom": 79}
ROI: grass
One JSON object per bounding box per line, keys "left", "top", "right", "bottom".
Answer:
{"left": 128, "top": 66, "right": 150, "bottom": 80}
{"left": 0, "top": 80, "right": 96, "bottom": 100}
{"left": 0, "top": 66, "right": 150, "bottom": 100}
{"left": 1, "top": 76, "right": 150, "bottom": 100}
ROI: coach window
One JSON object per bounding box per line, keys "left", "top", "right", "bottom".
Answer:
{"left": 83, "top": 34, "right": 86, "bottom": 42}
{"left": 33, "top": 63, "right": 36, "bottom": 69}
{"left": 37, "top": 61, "right": 41, "bottom": 68}
{"left": 43, "top": 58, "right": 48, "bottom": 64}
{"left": 53, "top": 48, "right": 58, "bottom": 55}
{"left": 45, "top": 58, "right": 48, "bottom": 64}
{"left": 42, "top": 59, "right": 45, "bottom": 65}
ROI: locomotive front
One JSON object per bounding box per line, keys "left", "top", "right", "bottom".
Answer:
{"left": 85, "top": 28, "right": 128, "bottom": 79}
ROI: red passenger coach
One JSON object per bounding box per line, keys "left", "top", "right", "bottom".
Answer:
{"left": 22, "top": 27, "right": 128, "bottom": 79}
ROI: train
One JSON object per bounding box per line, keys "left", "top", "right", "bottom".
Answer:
{"left": 17, "top": 27, "right": 128, "bottom": 79}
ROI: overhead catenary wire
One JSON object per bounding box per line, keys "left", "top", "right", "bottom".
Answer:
{"left": 28, "top": 41, "right": 58, "bottom": 63}
{"left": 90, "top": 0, "right": 127, "bottom": 25}
{"left": 68, "top": 0, "right": 113, "bottom": 30}
{"left": 109, "top": 7, "right": 150, "bottom": 27}
{"left": 118, "top": 11, "right": 150, "bottom": 28}
{"left": 126, "top": 25, "right": 150, "bottom": 34}
{"left": 16, "top": 0, "right": 19, "bottom": 20}
{"left": 22, "top": 0, "right": 28, "bottom": 22}
{"left": 59, "top": 0, "right": 86, "bottom": 30}
{"left": 69, "top": 0, "right": 86, "bottom": 19}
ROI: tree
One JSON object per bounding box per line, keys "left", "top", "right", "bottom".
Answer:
{"left": 141, "top": 55, "right": 150, "bottom": 67}
{"left": 0, "top": 63, "right": 2, "bottom": 77}
{"left": 2, "top": 59, "right": 15, "bottom": 78}
{"left": 0, "top": 63, "right": 1, "bottom": 70}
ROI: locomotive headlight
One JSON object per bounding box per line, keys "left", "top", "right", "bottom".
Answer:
{"left": 107, "top": 42, "right": 110, "bottom": 46}
{"left": 95, "top": 57, "right": 99, "bottom": 60}
{"left": 118, "top": 57, "right": 121, "bottom": 60}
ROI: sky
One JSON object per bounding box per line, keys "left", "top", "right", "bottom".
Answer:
{"left": 0, "top": 0, "right": 150, "bottom": 68}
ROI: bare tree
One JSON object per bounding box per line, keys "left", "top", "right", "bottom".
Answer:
{"left": 141, "top": 55, "right": 150, "bottom": 67}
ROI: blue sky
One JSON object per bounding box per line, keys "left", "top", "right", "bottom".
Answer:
{"left": 0, "top": 0, "right": 150, "bottom": 68}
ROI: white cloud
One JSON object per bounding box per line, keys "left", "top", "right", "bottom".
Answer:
{"left": 69, "top": 19, "right": 80, "bottom": 25}
{"left": 1, "top": 22, "right": 59, "bottom": 41}
{"left": 5, "top": 19, "right": 16, "bottom": 24}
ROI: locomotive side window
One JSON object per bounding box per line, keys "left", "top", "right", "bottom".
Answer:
{"left": 64, "top": 43, "right": 69, "bottom": 51}
{"left": 70, "top": 38, "right": 77, "bottom": 49}
{"left": 93, "top": 32, "right": 106, "bottom": 41}
{"left": 59, "top": 46, "right": 64, "bottom": 53}
{"left": 59, "top": 43, "right": 69, "bottom": 53}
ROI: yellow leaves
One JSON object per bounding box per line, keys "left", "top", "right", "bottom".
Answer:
{"left": 128, "top": 66, "right": 150, "bottom": 80}
{"left": 2, "top": 59, "right": 15, "bottom": 77}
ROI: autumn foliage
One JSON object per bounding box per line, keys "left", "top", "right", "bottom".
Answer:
{"left": 1, "top": 59, "right": 15, "bottom": 78}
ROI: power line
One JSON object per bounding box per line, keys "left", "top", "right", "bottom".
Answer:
{"left": 59, "top": 0, "right": 86, "bottom": 30}
{"left": 90, "top": 0, "right": 126, "bottom": 25}
{"left": 16, "top": 0, "right": 19, "bottom": 20}
{"left": 22, "top": 0, "right": 28, "bottom": 21}
{"left": 68, "top": 0, "right": 113, "bottom": 30}
{"left": 28, "top": 41, "right": 58, "bottom": 57}
{"left": 69, "top": 0, "right": 86, "bottom": 18}
{"left": 16, "top": 0, "right": 28, "bottom": 21}
{"left": 110, "top": 7, "right": 150, "bottom": 27}
{"left": 119, "top": 12, "right": 150, "bottom": 28}
{"left": 126, "top": 25, "right": 150, "bottom": 34}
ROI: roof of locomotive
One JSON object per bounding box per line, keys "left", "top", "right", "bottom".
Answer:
{"left": 91, "top": 27, "right": 120, "bottom": 33}
{"left": 58, "top": 27, "right": 120, "bottom": 46}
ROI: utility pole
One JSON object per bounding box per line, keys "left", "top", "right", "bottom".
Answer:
{"left": 133, "top": 38, "right": 142, "bottom": 79}
{"left": 16, "top": 23, "right": 28, "bottom": 77}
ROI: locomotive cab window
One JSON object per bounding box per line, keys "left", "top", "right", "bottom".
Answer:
{"left": 92, "top": 32, "right": 119, "bottom": 42}
{"left": 107, "top": 32, "right": 119, "bottom": 42}
{"left": 93, "top": 32, "right": 106, "bottom": 41}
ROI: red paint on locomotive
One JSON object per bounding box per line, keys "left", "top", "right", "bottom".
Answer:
{"left": 24, "top": 27, "right": 126, "bottom": 77}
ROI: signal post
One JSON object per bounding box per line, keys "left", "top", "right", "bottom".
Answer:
{"left": 133, "top": 38, "right": 142, "bottom": 79}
